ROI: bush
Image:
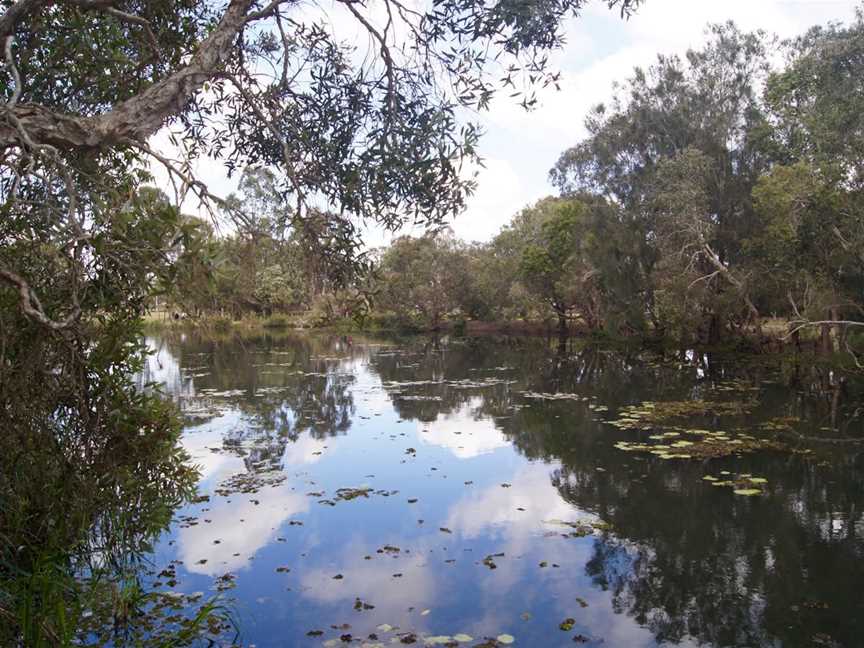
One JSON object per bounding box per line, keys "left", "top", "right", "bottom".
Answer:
{"left": 208, "top": 315, "right": 233, "bottom": 333}
{"left": 263, "top": 314, "right": 290, "bottom": 329}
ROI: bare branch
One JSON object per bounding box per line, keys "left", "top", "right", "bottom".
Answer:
{"left": 783, "top": 320, "right": 864, "bottom": 340}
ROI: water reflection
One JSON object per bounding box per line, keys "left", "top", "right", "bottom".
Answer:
{"left": 144, "top": 331, "right": 864, "bottom": 648}
{"left": 417, "top": 398, "right": 510, "bottom": 459}
{"left": 0, "top": 338, "right": 212, "bottom": 646}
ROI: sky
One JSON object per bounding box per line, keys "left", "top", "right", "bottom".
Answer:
{"left": 153, "top": 0, "right": 858, "bottom": 246}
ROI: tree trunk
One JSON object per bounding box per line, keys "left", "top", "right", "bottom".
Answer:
{"left": 830, "top": 307, "right": 842, "bottom": 353}
{"left": 819, "top": 310, "right": 832, "bottom": 354}
{"left": 707, "top": 313, "right": 721, "bottom": 346}
{"left": 557, "top": 311, "right": 568, "bottom": 337}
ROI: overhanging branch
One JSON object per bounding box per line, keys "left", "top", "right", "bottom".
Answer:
{"left": 0, "top": 0, "right": 256, "bottom": 151}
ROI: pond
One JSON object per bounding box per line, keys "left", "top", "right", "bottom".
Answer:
{"left": 135, "top": 331, "right": 864, "bottom": 648}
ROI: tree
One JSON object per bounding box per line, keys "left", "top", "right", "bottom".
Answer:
{"left": 518, "top": 196, "right": 619, "bottom": 334}
{"left": 0, "top": 0, "right": 640, "bottom": 330}
{"left": 549, "top": 23, "right": 783, "bottom": 342}
{"left": 749, "top": 162, "right": 864, "bottom": 352}
{"left": 761, "top": 11, "right": 864, "bottom": 349}
{"left": 648, "top": 148, "right": 763, "bottom": 343}
{"left": 376, "top": 232, "right": 471, "bottom": 329}
{"left": 766, "top": 9, "right": 864, "bottom": 190}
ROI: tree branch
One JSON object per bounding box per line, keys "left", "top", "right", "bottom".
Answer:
{"left": 783, "top": 320, "right": 864, "bottom": 340}
{"left": 0, "top": 0, "right": 256, "bottom": 151}
{"left": 0, "top": 266, "right": 81, "bottom": 330}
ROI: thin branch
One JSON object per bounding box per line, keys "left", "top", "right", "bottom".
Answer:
{"left": 783, "top": 320, "right": 864, "bottom": 340}
{"left": 69, "top": 0, "right": 163, "bottom": 63}
{"left": 339, "top": 0, "right": 397, "bottom": 122}
{"left": 0, "top": 266, "right": 81, "bottom": 330}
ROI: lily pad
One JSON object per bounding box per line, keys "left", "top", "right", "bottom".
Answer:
{"left": 733, "top": 488, "right": 762, "bottom": 496}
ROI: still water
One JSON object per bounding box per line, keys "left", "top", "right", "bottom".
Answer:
{"left": 140, "top": 332, "right": 864, "bottom": 648}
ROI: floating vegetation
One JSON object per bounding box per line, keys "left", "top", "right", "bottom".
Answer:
{"left": 482, "top": 553, "right": 503, "bottom": 569}
{"left": 543, "top": 519, "right": 609, "bottom": 537}
{"left": 214, "top": 471, "right": 286, "bottom": 496}
{"left": 76, "top": 586, "right": 232, "bottom": 646}
{"left": 711, "top": 379, "right": 762, "bottom": 393}
{"left": 317, "top": 626, "right": 488, "bottom": 647}
{"left": 614, "top": 431, "right": 786, "bottom": 459}
{"left": 382, "top": 380, "right": 445, "bottom": 388}
{"left": 315, "top": 487, "right": 399, "bottom": 506}
{"left": 758, "top": 416, "right": 801, "bottom": 431}
{"left": 521, "top": 391, "right": 587, "bottom": 401}
{"left": 607, "top": 398, "right": 790, "bottom": 460}
{"left": 180, "top": 402, "right": 228, "bottom": 423}
{"left": 353, "top": 597, "right": 375, "bottom": 610}
{"left": 703, "top": 473, "right": 769, "bottom": 496}
{"left": 397, "top": 395, "right": 444, "bottom": 401}
{"left": 447, "top": 377, "right": 516, "bottom": 389}
{"left": 610, "top": 399, "right": 754, "bottom": 430}
{"left": 334, "top": 487, "right": 373, "bottom": 501}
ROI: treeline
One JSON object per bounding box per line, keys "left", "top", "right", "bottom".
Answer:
{"left": 168, "top": 15, "right": 864, "bottom": 349}
{"left": 166, "top": 168, "right": 369, "bottom": 321}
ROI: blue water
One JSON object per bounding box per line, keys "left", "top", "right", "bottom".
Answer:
{"left": 139, "top": 332, "right": 864, "bottom": 648}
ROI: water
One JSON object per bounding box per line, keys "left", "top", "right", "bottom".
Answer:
{"left": 140, "top": 332, "right": 864, "bottom": 648}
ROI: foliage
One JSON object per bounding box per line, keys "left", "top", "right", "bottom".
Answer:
{"left": 353, "top": 13, "right": 864, "bottom": 348}
{"left": 543, "top": 16, "right": 864, "bottom": 346}
{"left": 375, "top": 232, "right": 474, "bottom": 330}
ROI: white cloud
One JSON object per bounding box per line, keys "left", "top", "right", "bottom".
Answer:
{"left": 282, "top": 434, "right": 330, "bottom": 465}
{"left": 181, "top": 414, "right": 248, "bottom": 483}
{"left": 177, "top": 426, "right": 335, "bottom": 575}
{"left": 444, "top": 462, "right": 587, "bottom": 540}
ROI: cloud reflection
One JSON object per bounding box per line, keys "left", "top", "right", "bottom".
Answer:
{"left": 418, "top": 398, "right": 509, "bottom": 459}
{"left": 178, "top": 481, "right": 310, "bottom": 576}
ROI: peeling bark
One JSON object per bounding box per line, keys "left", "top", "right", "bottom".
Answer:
{"left": 0, "top": 0, "right": 255, "bottom": 151}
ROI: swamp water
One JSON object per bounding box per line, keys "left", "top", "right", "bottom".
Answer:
{"left": 133, "top": 332, "right": 864, "bottom": 647}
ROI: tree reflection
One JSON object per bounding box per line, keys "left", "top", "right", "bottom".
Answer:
{"left": 140, "top": 330, "right": 864, "bottom": 648}
{"left": 153, "top": 331, "right": 357, "bottom": 473}
{"left": 363, "top": 336, "right": 864, "bottom": 648}
{"left": 0, "top": 348, "right": 216, "bottom": 646}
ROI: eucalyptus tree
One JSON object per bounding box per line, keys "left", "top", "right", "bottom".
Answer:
{"left": 515, "top": 194, "right": 643, "bottom": 335}
{"left": 519, "top": 197, "right": 600, "bottom": 333}
{"left": 376, "top": 232, "right": 472, "bottom": 329}
{"left": 766, "top": 8, "right": 864, "bottom": 190}
{"left": 761, "top": 10, "right": 864, "bottom": 346}
{"left": 550, "top": 23, "right": 778, "bottom": 341}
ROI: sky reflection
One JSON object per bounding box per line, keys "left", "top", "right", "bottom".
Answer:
{"left": 143, "top": 333, "right": 864, "bottom": 648}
